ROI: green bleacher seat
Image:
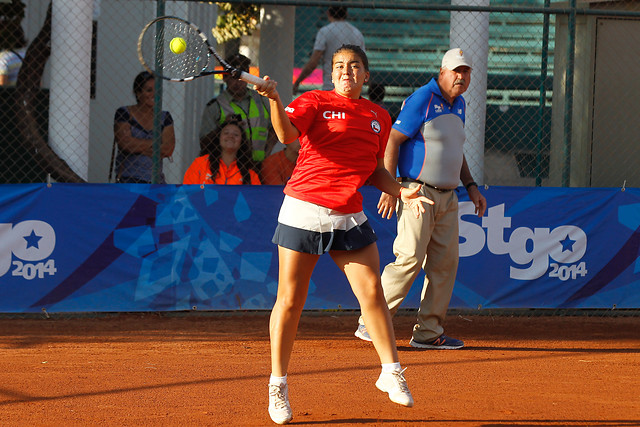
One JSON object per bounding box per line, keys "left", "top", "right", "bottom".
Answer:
{"left": 294, "top": 2, "right": 555, "bottom": 155}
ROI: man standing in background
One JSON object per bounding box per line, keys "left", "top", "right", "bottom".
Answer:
{"left": 199, "top": 53, "right": 277, "bottom": 163}
{"left": 292, "top": 6, "right": 365, "bottom": 92}
{"left": 356, "top": 48, "right": 487, "bottom": 349}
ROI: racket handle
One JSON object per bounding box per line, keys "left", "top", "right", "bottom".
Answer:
{"left": 239, "top": 71, "right": 265, "bottom": 85}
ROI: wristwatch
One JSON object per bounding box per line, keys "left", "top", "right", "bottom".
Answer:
{"left": 465, "top": 181, "right": 478, "bottom": 190}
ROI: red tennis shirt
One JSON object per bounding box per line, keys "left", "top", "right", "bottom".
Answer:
{"left": 284, "top": 90, "right": 391, "bottom": 213}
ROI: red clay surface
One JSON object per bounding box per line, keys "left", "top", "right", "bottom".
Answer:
{"left": 0, "top": 312, "right": 638, "bottom": 426}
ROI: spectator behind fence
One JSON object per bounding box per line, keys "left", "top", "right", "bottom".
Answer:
{"left": 368, "top": 83, "right": 386, "bottom": 109}
{"left": 113, "top": 71, "right": 175, "bottom": 183}
{"left": 199, "top": 53, "right": 276, "bottom": 164}
{"left": 292, "top": 6, "right": 365, "bottom": 93}
{"left": 261, "top": 139, "right": 300, "bottom": 185}
{"left": 184, "top": 116, "right": 261, "bottom": 185}
{"left": 0, "top": 24, "right": 27, "bottom": 87}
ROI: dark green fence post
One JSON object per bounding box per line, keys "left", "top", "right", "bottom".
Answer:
{"left": 152, "top": 0, "right": 165, "bottom": 184}
{"left": 536, "top": 0, "right": 551, "bottom": 187}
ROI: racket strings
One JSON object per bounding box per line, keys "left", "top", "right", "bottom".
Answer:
{"left": 140, "top": 18, "right": 210, "bottom": 81}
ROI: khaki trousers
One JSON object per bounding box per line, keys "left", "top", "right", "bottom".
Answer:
{"left": 379, "top": 183, "right": 459, "bottom": 342}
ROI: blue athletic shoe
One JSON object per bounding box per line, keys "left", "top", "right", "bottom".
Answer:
{"left": 410, "top": 334, "right": 464, "bottom": 349}
{"left": 354, "top": 324, "right": 372, "bottom": 342}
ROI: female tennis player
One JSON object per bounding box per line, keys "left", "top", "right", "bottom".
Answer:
{"left": 254, "top": 45, "right": 433, "bottom": 425}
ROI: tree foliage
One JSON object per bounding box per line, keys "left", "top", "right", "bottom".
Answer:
{"left": 211, "top": 3, "right": 260, "bottom": 44}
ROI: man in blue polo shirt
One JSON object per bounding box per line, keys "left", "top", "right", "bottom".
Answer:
{"left": 356, "top": 48, "right": 487, "bottom": 349}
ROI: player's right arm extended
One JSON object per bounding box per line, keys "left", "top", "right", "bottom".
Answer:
{"left": 254, "top": 76, "right": 300, "bottom": 144}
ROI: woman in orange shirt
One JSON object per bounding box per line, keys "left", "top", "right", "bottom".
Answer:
{"left": 183, "top": 117, "right": 261, "bottom": 185}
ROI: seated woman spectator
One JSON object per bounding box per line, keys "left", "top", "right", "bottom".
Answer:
{"left": 113, "top": 71, "right": 175, "bottom": 183}
{"left": 261, "top": 140, "right": 300, "bottom": 185}
{"left": 183, "top": 117, "right": 261, "bottom": 185}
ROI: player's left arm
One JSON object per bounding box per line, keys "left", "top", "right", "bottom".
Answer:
{"left": 369, "top": 158, "right": 433, "bottom": 218}
{"left": 460, "top": 155, "right": 486, "bottom": 217}
{"left": 376, "top": 129, "right": 407, "bottom": 219}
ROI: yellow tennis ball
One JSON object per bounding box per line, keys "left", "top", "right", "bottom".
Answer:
{"left": 170, "top": 37, "right": 186, "bottom": 54}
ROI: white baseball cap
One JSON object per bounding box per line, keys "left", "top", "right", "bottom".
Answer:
{"left": 441, "top": 48, "right": 473, "bottom": 70}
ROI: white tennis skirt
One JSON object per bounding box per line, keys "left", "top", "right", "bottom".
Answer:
{"left": 272, "top": 195, "right": 377, "bottom": 255}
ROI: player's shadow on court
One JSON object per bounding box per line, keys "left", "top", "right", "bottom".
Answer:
{"left": 290, "top": 418, "right": 640, "bottom": 425}
{"left": 397, "top": 345, "right": 640, "bottom": 353}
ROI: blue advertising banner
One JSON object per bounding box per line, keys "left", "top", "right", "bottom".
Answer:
{"left": 0, "top": 184, "right": 638, "bottom": 312}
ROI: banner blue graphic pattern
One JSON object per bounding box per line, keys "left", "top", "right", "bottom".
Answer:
{"left": 0, "top": 184, "right": 638, "bottom": 312}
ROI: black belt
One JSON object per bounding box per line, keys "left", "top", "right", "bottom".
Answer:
{"left": 400, "top": 177, "right": 454, "bottom": 193}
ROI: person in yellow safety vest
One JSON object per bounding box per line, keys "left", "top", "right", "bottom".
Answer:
{"left": 199, "top": 53, "right": 277, "bottom": 163}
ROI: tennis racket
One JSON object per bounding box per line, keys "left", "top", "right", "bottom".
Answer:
{"left": 137, "top": 16, "right": 264, "bottom": 85}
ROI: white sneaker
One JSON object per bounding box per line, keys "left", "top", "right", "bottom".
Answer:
{"left": 375, "top": 368, "right": 414, "bottom": 407}
{"left": 354, "top": 324, "right": 373, "bottom": 342}
{"left": 268, "top": 383, "right": 293, "bottom": 424}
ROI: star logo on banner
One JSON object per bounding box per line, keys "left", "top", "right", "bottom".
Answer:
{"left": 560, "top": 234, "right": 576, "bottom": 252}
{"left": 24, "top": 230, "right": 43, "bottom": 249}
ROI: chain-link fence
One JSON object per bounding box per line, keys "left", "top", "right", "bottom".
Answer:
{"left": 1, "top": 0, "right": 639, "bottom": 187}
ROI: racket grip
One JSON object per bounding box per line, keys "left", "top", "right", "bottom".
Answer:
{"left": 239, "top": 71, "right": 265, "bottom": 85}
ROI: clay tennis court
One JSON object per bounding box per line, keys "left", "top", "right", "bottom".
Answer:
{"left": 1, "top": 312, "right": 638, "bottom": 426}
